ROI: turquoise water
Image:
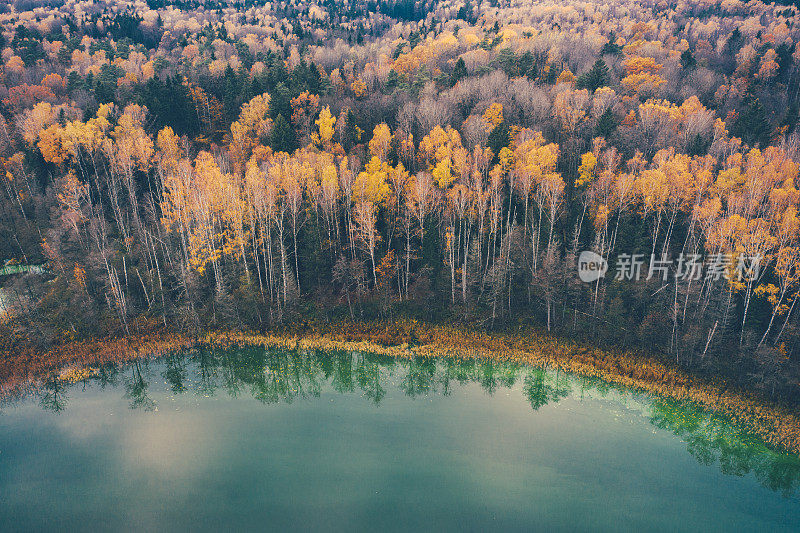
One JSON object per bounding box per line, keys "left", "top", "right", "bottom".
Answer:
{"left": 1, "top": 346, "right": 799, "bottom": 532}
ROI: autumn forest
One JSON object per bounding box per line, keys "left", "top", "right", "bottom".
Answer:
{"left": 2, "top": 0, "right": 800, "bottom": 405}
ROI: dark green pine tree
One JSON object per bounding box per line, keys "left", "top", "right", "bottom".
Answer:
{"left": 449, "top": 57, "right": 467, "bottom": 87}
{"left": 577, "top": 59, "right": 609, "bottom": 92}
{"left": 601, "top": 32, "right": 622, "bottom": 56}
{"left": 307, "top": 62, "right": 322, "bottom": 94}
{"left": 518, "top": 51, "right": 535, "bottom": 77}
{"left": 240, "top": 74, "right": 255, "bottom": 105}
{"left": 343, "top": 110, "right": 359, "bottom": 151}
{"left": 386, "top": 69, "right": 399, "bottom": 92}
{"left": 594, "top": 108, "right": 618, "bottom": 139}
{"left": 270, "top": 82, "right": 293, "bottom": 119}
{"left": 250, "top": 75, "right": 264, "bottom": 98}
{"left": 732, "top": 96, "right": 772, "bottom": 147}
{"left": 222, "top": 66, "right": 239, "bottom": 121}
{"left": 292, "top": 58, "right": 309, "bottom": 90}
{"left": 266, "top": 54, "right": 290, "bottom": 91}
{"left": 776, "top": 42, "right": 794, "bottom": 77}
{"left": 680, "top": 49, "right": 696, "bottom": 70}
{"left": 496, "top": 47, "right": 518, "bottom": 77}
{"left": 487, "top": 121, "right": 511, "bottom": 162}
{"left": 236, "top": 40, "right": 254, "bottom": 70}
{"left": 272, "top": 114, "right": 297, "bottom": 153}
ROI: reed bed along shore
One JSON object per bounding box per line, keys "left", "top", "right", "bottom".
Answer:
{"left": 2, "top": 319, "right": 799, "bottom": 455}
{"left": 0, "top": 329, "right": 196, "bottom": 399}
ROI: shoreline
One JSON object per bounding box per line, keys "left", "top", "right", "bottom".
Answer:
{"left": 2, "top": 320, "right": 800, "bottom": 455}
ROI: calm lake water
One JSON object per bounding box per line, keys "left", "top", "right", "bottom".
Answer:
{"left": 1, "top": 345, "right": 799, "bottom": 532}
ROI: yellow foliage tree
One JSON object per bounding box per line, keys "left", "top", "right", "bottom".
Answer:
{"left": 315, "top": 106, "right": 336, "bottom": 146}
{"left": 369, "top": 123, "right": 392, "bottom": 161}
{"left": 482, "top": 103, "right": 504, "bottom": 132}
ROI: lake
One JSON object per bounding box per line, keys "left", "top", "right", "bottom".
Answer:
{"left": 1, "top": 345, "right": 799, "bottom": 532}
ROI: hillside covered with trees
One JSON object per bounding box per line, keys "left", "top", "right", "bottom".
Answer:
{"left": 2, "top": 0, "right": 800, "bottom": 402}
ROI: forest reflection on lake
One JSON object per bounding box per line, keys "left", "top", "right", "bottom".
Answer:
{"left": 1, "top": 345, "right": 799, "bottom": 531}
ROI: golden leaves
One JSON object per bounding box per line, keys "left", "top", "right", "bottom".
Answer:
{"left": 316, "top": 106, "right": 336, "bottom": 146}
{"left": 110, "top": 104, "right": 154, "bottom": 172}
{"left": 576, "top": 152, "right": 597, "bottom": 187}
{"left": 432, "top": 158, "right": 455, "bottom": 189}
{"left": 620, "top": 55, "right": 666, "bottom": 96}
{"left": 156, "top": 126, "right": 185, "bottom": 176}
{"left": 481, "top": 103, "right": 504, "bottom": 132}
{"left": 73, "top": 264, "right": 87, "bottom": 289}
{"left": 4, "top": 55, "right": 25, "bottom": 74}
{"left": 514, "top": 131, "right": 560, "bottom": 187}
{"left": 368, "top": 123, "right": 391, "bottom": 161}
{"left": 38, "top": 124, "right": 67, "bottom": 165}
{"left": 354, "top": 156, "right": 392, "bottom": 206}
{"left": 230, "top": 93, "right": 273, "bottom": 170}
{"left": 419, "top": 125, "right": 465, "bottom": 189}
{"left": 351, "top": 78, "right": 366, "bottom": 98}
{"left": 556, "top": 69, "right": 576, "bottom": 85}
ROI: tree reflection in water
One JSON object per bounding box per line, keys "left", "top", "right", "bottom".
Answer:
{"left": 13, "top": 345, "right": 800, "bottom": 496}
{"left": 649, "top": 397, "right": 800, "bottom": 496}
{"left": 39, "top": 375, "right": 67, "bottom": 413}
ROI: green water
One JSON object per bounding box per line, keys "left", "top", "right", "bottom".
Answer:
{"left": 1, "top": 346, "right": 799, "bottom": 532}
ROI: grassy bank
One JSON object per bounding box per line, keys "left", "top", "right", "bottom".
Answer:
{"left": 2, "top": 319, "right": 800, "bottom": 455}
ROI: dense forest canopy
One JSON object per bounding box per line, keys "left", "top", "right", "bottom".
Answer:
{"left": 1, "top": 0, "right": 800, "bottom": 402}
